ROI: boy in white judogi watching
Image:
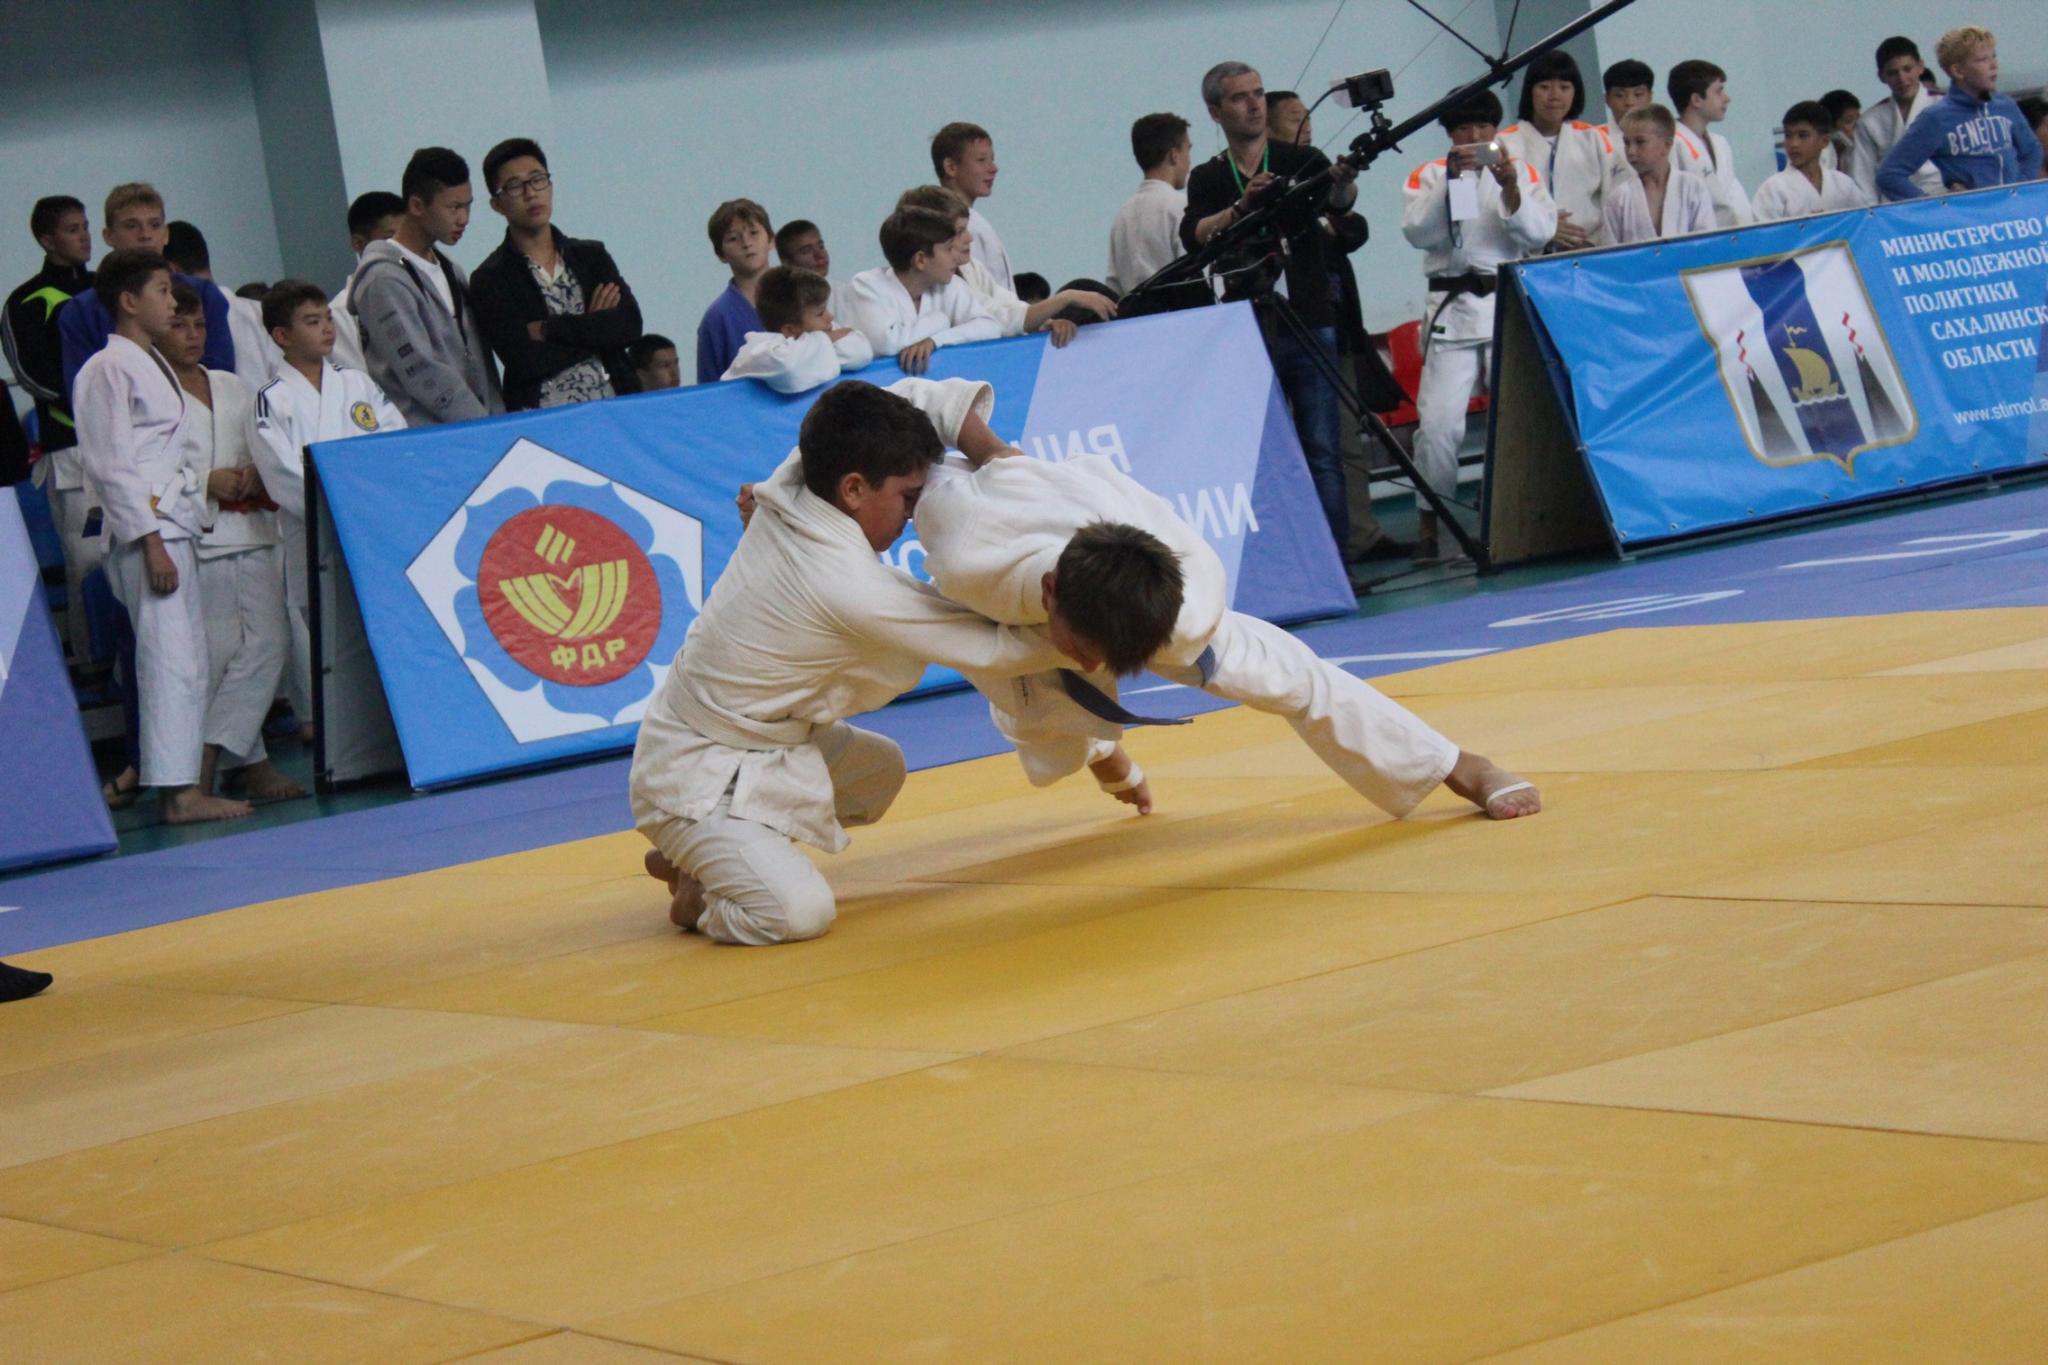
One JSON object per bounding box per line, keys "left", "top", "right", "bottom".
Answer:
{"left": 897, "top": 186, "right": 1117, "bottom": 348}
{"left": 632, "top": 378, "right": 1072, "bottom": 946}
{"left": 161, "top": 283, "right": 303, "bottom": 805}
{"left": 1667, "top": 59, "right": 1756, "bottom": 228}
{"left": 911, "top": 414, "right": 1542, "bottom": 822}
{"left": 73, "top": 249, "right": 250, "bottom": 824}
{"left": 720, "top": 266, "right": 872, "bottom": 394}
{"left": 1401, "top": 90, "right": 1556, "bottom": 561}
{"left": 249, "top": 279, "right": 406, "bottom": 738}
{"left": 1854, "top": 37, "right": 1945, "bottom": 201}
{"left": 1604, "top": 105, "right": 1718, "bottom": 245}
{"left": 1753, "top": 102, "right": 1871, "bottom": 222}
{"left": 843, "top": 207, "right": 999, "bottom": 376}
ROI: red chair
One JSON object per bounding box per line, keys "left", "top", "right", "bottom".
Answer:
{"left": 1373, "top": 319, "right": 1491, "bottom": 432}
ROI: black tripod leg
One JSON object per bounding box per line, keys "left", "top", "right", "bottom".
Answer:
{"left": 1261, "top": 296, "right": 1489, "bottom": 571}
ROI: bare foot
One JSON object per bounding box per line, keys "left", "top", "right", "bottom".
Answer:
{"left": 235, "top": 760, "right": 307, "bottom": 802}
{"left": 160, "top": 785, "right": 255, "bottom": 824}
{"left": 644, "top": 847, "right": 678, "bottom": 890}
{"left": 1088, "top": 745, "right": 1153, "bottom": 816}
{"left": 1443, "top": 750, "right": 1542, "bottom": 820}
{"left": 644, "top": 849, "right": 705, "bottom": 931}
{"left": 102, "top": 766, "right": 140, "bottom": 810}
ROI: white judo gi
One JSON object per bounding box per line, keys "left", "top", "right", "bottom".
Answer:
{"left": 966, "top": 207, "right": 1014, "bottom": 292}
{"left": 222, "top": 293, "right": 282, "bottom": 395}
{"left": 914, "top": 448, "right": 1460, "bottom": 815}
{"left": 1671, "top": 126, "right": 1756, "bottom": 228}
{"left": 1400, "top": 157, "right": 1556, "bottom": 497}
{"left": 720, "top": 329, "right": 874, "bottom": 393}
{"left": 248, "top": 361, "right": 406, "bottom": 721}
{"left": 183, "top": 369, "right": 288, "bottom": 770}
{"left": 842, "top": 268, "right": 1000, "bottom": 358}
{"left": 628, "top": 377, "right": 1069, "bottom": 946}
{"left": 73, "top": 334, "right": 206, "bottom": 789}
{"left": 1106, "top": 179, "right": 1188, "bottom": 293}
{"left": 1601, "top": 171, "right": 1718, "bottom": 245}
{"left": 955, "top": 258, "right": 1033, "bottom": 338}
{"left": 1853, "top": 89, "right": 1945, "bottom": 201}
{"left": 1750, "top": 166, "right": 1870, "bottom": 223}
{"left": 1497, "top": 121, "right": 1622, "bottom": 248}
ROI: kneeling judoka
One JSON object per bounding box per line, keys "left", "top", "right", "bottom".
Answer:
{"left": 911, "top": 420, "right": 1543, "bottom": 822}
{"left": 631, "top": 377, "right": 1071, "bottom": 945}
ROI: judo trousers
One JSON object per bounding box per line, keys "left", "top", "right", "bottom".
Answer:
{"left": 1413, "top": 338, "right": 1487, "bottom": 499}
{"left": 641, "top": 723, "right": 907, "bottom": 946}
{"left": 106, "top": 537, "right": 208, "bottom": 789}
{"left": 198, "top": 545, "right": 288, "bottom": 769}
{"left": 1005, "top": 611, "right": 1460, "bottom": 818}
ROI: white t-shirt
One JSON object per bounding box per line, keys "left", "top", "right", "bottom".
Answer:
{"left": 394, "top": 239, "right": 456, "bottom": 316}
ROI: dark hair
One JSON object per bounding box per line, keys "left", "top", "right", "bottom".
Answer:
{"left": 235, "top": 281, "right": 270, "bottom": 300}
{"left": 1052, "top": 522, "right": 1185, "bottom": 676}
{"left": 707, "top": 198, "right": 771, "bottom": 258}
{"left": 170, "top": 280, "right": 202, "bottom": 316}
{"left": 878, "top": 206, "right": 958, "bottom": 271}
{"left": 1519, "top": 50, "right": 1587, "bottom": 121}
{"left": 1667, "top": 60, "right": 1727, "bottom": 113}
{"left": 163, "top": 220, "right": 209, "bottom": 274}
{"left": 92, "top": 249, "right": 170, "bottom": 315}
{"left": 347, "top": 190, "right": 405, "bottom": 237}
{"left": 1438, "top": 89, "right": 1504, "bottom": 134}
{"left": 30, "top": 195, "right": 85, "bottom": 242}
{"left": 798, "top": 380, "right": 943, "bottom": 502}
{"left": 1783, "top": 100, "right": 1834, "bottom": 135}
{"left": 1875, "top": 36, "right": 1922, "bottom": 70}
{"left": 630, "top": 334, "right": 676, "bottom": 368}
{"left": 1818, "top": 90, "right": 1861, "bottom": 122}
{"left": 756, "top": 266, "right": 833, "bottom": 332}
{"left": 2017, "top": 95, "right": 2048, "bottom": 129}
{"left": 1131, "top": 112, "right": 1191, "bottom": 171}
{"left": 261, "top": 278, "right": 329, "bottom": 334}
{"left": 401, "top": 147, "right": 470, "bottom": 207}
{"left": 774, "top": 219, "right": 820, "bottom": 257}
{"left": 482, "top": 137, "right": 547, "bottom": 195}
{"left": 1013, "top": 271, "right": 1051, "bottom": 303}
{"left": 1603, "top": 58, "right": 1654, "bottom": 93}
{"left": 930, "top": 121, "right": 991, "bottom": 180}
{"left": 1265, "top": 89, "right": 1301, "bottom": 107}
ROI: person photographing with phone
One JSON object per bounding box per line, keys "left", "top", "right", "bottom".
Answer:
{"left": 1400, "top": 90, "right": 1555, "bottom": 563}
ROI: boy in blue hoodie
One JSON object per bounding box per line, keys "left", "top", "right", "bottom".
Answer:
{"left": 1878, "top": 25, "right": 2043, "bottom": 199}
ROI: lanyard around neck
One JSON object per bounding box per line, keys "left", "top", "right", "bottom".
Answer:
{"left": 1228, "top": 144, "right": 1271, "bottom": 194}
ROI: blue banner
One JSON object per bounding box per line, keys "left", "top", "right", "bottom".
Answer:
{"left": 0, "top": 486, "right": 116, "bottom": 869}
{"left": 1512, "top": 182, "right": 2048, "bottom": 546}
{"left": 313, "top": 303, "right": 1348, "bottom": 788}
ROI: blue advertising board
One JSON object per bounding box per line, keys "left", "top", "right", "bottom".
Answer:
{"left": 0, "top": 486, "right": 116, "bottom": 870}
{"left": 312, "top": 303, "right": 1350, "bottom": 788}
{"left": 1510, "top": 182, "right": 2048, "bottom": 547}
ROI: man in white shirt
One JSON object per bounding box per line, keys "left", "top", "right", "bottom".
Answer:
{"left": 1667, "top": 59, "right": 1756, "bottom": 228}
{"left": 332, "top": 191, "right": 404, "bottom": 373}
{"left": 632, "top": 378, "right": 1071, "bottom": 945}
{"left": 843, "top": 207, "right": 999, "bottom": 374}
{"left": 1108, "top": 113, "right": 1192, "bottom": 292}
{"left": 1854, "top": 36, "right": 1945, "bottom": 200}
{"left": 934, "top": 121, "right": 1014, "bottom": 290}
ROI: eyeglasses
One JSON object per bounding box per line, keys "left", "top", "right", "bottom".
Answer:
{"left": 495, "top": 171, "right": 553, "bottom": 199}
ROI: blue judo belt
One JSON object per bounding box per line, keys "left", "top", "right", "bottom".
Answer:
{"left": 1057, "top": 646, "right": 1217, "bottom": 727}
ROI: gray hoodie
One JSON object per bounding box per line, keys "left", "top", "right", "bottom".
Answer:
{"left": 351, "top": 238, "right": 505, "bottom": 426}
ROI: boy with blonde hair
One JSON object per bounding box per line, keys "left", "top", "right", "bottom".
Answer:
{"left": 1603, "top": 105, "right": 1717, "bottom": 244}
{"left": 1879, "top": 26, "right": 2042, "bottom": 198}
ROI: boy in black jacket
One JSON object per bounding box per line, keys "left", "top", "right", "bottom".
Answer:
{"left": 470, "top": 137, "right": 642, "bottom": 410}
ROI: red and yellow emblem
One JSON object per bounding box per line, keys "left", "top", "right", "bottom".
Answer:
{"left": 478, "top": 505, "right": 661, "bottom": 686}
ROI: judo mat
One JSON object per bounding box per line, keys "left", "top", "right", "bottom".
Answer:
{"left": 2, "top": 485, "right": 2046, "bottom": 1361}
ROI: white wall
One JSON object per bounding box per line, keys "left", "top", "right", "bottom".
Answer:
{"left": 534, "top": 0, "right": 1509, "bottom": 370}
{"left": 0, "top": 0, "right": 285, "bottom": 299}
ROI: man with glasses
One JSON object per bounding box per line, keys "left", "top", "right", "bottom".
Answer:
{"left": 470, "top": 138, "right": 643, "bottom": 411}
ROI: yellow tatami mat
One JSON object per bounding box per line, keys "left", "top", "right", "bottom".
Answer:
{"left": 3, "top": 607, "right": 2046, "bottom": 1361}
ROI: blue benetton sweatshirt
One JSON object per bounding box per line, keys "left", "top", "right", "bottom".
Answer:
{"left": 1877, "top": 85, "right": 2044, "bottom": 200}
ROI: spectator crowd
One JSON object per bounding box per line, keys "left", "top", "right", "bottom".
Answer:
{"left": 1, "top": 22, "right": 2041, "bottom": 824}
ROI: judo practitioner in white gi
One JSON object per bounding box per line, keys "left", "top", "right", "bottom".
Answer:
{"left": 1497, "top": 50, "right": 1624, "bottom": 250}
{"left": 1666, "top": 60, "right": 1756, "bottom": 229}
{"left": 161, "top": 283, "right": 303, "bottom": 803}
{"left": 248, "top": 280, "right": 407, "bottom": 735}
{"left": 1107, "top": 114, "right": 1192, "bottom": 294}
{"left": 73, "top": 250, "right": 251, "bottom": 823}
{"left": 1401, "top": 91, "right": 1556, "bottom": 560}
{"left": 1854, "top": 39, "right": 1946, "bottom": 201}
{"left": 719, "top": 266, "right": 873, "bottom": 394}
{"left": 1604, "top": 106, "right": 1718, "bottom": 245}
{"left": 632, "top": 377, "right": 1072, "bottom": 945}
{"left": 911, "top": 415, "right": 1542, "bottom": 824}
{"left": 843, "top": 207, "right": 1000, "bottom": 376}
{"left": 1752, "top": 102, "right": 1872, "bottom": 223}
{"left": 898, "top": 186, "right": 1117, "bottom": 348}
